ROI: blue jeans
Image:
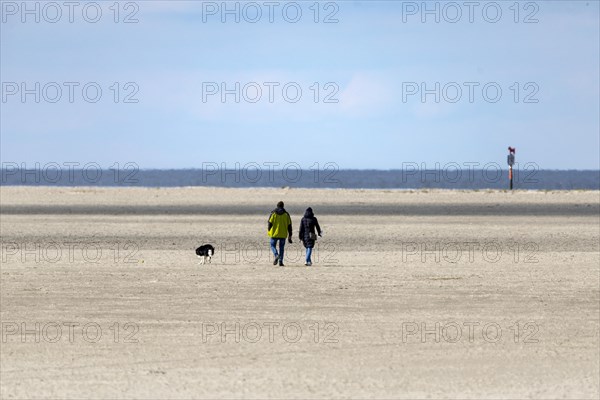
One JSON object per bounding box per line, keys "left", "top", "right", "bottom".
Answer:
{"left": 270, "top": 238, "right": 285, "bottom": 261}
{"left": 306, "top": 247, "right": 313, "bottom": 263}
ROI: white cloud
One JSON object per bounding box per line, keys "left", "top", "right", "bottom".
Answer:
{"left": 337, "top": 73, "right": 394, "bottom": 117}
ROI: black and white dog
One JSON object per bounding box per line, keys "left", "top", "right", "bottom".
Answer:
{"left": 195, "top": 244, "right": 215, "bottom": 264}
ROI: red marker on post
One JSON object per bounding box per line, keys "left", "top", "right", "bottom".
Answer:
{"left": 507, "top": 147, "right": 516, "bottom": 190}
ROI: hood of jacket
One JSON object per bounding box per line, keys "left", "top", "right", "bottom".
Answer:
{"left": 304, "top": 207, "right": 314, "bottom": 218}
{"left": 273, "top": 207, "right": 286, "bottom": 215}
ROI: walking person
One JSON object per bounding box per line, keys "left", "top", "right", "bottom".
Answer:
{"left": 268, "top": 201, "right": 293, "bottom": 267}
{"left": 299, "top": 207, "right": 322, "bottom": 266}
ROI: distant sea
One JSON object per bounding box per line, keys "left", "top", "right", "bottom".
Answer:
{"left": 1, "top": 168, "right": 599, "bottom": 190}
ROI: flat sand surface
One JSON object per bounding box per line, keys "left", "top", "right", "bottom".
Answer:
{"left": 1, "top": 187, "right": 599, "bottom": 399}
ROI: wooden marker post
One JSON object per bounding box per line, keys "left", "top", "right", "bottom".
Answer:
{"left": 507, "top": 147, "right": 516, "bottom": 190}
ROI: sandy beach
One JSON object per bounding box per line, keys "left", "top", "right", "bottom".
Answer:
{"left": 1, "top": 187, "right": 599, "bottom": 399}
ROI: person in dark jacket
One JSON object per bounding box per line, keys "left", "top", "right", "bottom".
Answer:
{"left": 299, "top": 207, "right": 322, "bottom": 266}
{"left": 268, "top": 201, "right": 293, "bottom": 266}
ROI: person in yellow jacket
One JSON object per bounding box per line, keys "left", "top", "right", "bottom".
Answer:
{"left": 268, "top": 201, "right": 293, "bottom": 266}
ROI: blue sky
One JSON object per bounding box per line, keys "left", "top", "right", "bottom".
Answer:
{"left": 1, "top": 0, "right": 599, "bottom": 169}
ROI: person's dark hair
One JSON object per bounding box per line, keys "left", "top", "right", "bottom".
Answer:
{"left": 277, "top": 201, "right": 284, "bottom": 208}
